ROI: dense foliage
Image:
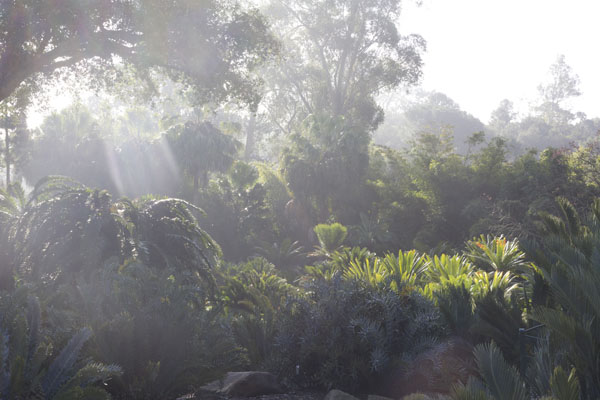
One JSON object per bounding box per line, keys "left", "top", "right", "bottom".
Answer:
{"left": 2, "top": 0, "right": 600, "bottom": 399}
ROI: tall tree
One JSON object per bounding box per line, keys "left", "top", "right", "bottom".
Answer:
{"left": 0, "top": 0, "right": 278, "bottom": 106}
{"left": 262, "top": 0, "right": 425, "bottom": 134}
{"left": 263, "top": 0, "right": 425, "bottom": 225}
{"left": 536, "top": 54, "right": 581, "bottom": 125}
{"left": 165, "top": 121, "right": 240, "bottom": 196}
{"left": 0, "top": 89, "right": 30, "bottom": 186}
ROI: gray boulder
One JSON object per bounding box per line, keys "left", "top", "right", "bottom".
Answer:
{"left": 324, "top": 389, "right": 360, "bottom": 400}
{"left": 202, "top": 371, "right": 284, "bottom": 397}
{"left": 367, "top": 395, "right": 394, "bottom": 400}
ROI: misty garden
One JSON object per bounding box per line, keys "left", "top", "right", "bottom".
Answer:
{"left": 1, "top": 1, "right": 600, "bottom": 399}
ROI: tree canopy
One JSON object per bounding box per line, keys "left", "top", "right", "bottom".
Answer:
{"left": 263, "top": 0, "right": 425, "bottom": 134}
{"left": 0, "top": 0, "right": 279, "bottom": 105}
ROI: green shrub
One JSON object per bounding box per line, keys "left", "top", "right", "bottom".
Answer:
{"left": 219, "top": 257, "right": 298, "bottom": 367}
{"left": 267, "top": 277, "right": 442, "bottom": 392}
{"left": 65, "top": 260, "right": 242, "bottom": 400}
{"left": 0, "top": 291, "right": 119, "bottom": 400}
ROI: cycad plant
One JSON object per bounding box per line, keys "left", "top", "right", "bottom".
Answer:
{"left": 0, "top": 183, "right": 26, "bottom": 289}
{"left": 0, "top": 293, "right": 120, "bottom": 400}
{"left": 255, "top": 238, "right": 305, "bottom": 277}
{"left": 465, "top": 234, "right": 528, "bottom": 273}
{"left": 451, "top": 342, "right": 580, "bottom": 400}
{"left": 423, "top": 254, "right": 474, "bottom": 299}
{"left": 219, "top": 258, "right": 297, "bottom": 367}
{"left": 312, "top": 223, "right": 348, "bottom": 258}
{"left": 67, "top": 259, "right": 240, "bottom": 400}
{"left": 269, "top": 277, "right": 442, "bottom": 392}
{"left": 2, "top": 177, "right": 228, "bottom": 399}
{"left": 525, "top": 197, "right": 600, "bottom": 398}
{"left": 9, "top": 176, "right": 220, "bottom": 290}
{"left": 343, "top": 250, "right": 428, "bottom": 292}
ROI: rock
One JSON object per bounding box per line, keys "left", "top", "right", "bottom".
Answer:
{"left": 324, "top": 389, "right": 360, "bottom": 400}
{"left": 368, "top": 395, "right": 394, "bottom": 400}
{"left": 202, "top": 371, "right": 284, "bottom": 397}
{"left": 400, "top": 395, "right": 435, "bottom": 400}
{"left": 377, "top": 337, "right": 476, "bottom": 398}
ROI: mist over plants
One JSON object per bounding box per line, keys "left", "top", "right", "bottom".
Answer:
{"left": 1, "top": 1, "right": 600, "bottom": 399}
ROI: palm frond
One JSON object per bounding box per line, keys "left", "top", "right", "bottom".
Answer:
{"left": 550, "top": 366, "right": 580, "bottom": 400}
{"left": 473, "top": 342, "right": 527, "bottom": 400}
{"left": 42, "top": 327, "right": 92, "bottom": 398}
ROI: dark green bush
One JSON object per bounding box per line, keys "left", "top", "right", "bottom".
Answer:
{"left": 0, "top": 290, "right": 120, "bottom": 400}
{"left": 56, "top": 259, "right": 243, "bottom": 400}
{"left": 267, "top": 276, "right": 443, "bottom": 392}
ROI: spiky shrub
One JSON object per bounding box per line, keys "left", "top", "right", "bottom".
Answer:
{"left": 0, "top": 292, "right": 120, "bottom": 400}
{"left": 268, "top": 276, "right": 442, "bottom": 392}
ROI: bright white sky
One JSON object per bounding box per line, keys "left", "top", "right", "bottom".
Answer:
{"left": 30, "top": 0, "right": 600, "bottom": 127}
{"left": 399, "top": 0, "right": 600, "bottom": 123}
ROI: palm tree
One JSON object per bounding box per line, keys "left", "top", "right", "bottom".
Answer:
{"left": 165, "top": 121, "right": 241, "bottom": 195}
{"left": 7, "top": 176, "right": 220, "bottom": 288}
